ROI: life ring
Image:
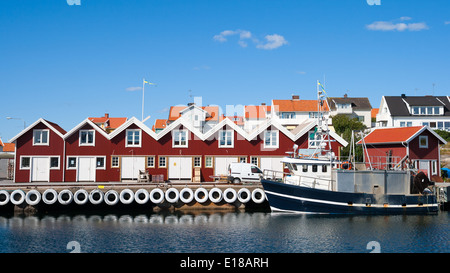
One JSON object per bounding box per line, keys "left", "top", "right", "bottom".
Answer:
{"left": 104, "top": 190, "right": 119, "bottom": 206}
{"left": 251, "top": 188, "right": 266, "bottom": 204}
{"left": 237, "top": 188, "right": 251, "bottom": 203}
{"left": 194, "top": 187, "right": 209, "bottom": 203}
{"left": 179, "top": 188, "right": 194, "bottom": 204}
{"left": 0, "top": 190, "right": 10, "bottom": 206}
{"left": 10, "top": 190, "right": 25, "bottom": 205}
{"left": 42, "top": 189, "right": 58, "bottom": 205}
{"left": 165, "top": 188, "right": 180, "bottom": 203}
{"left": 134, "top": 189, "right": 149, "bottom": 204}
{"left": 74, "top": 189, "right": 89, "bottom": 205}
{"left": 223, "top": 188, "right": 237, "bottom": 203}
{"left": 89, "top": 189, "right": 104, "bottom": 205}
{"left": 342, "top": 161, "right": 352, "bottom": 170}
{"left": 25, "top": 190, "right": 41, "bottom": 206}
{"left": 119, "top": 189, "right": 134, "bottom": 205}
{"left": 58, "top": 189, "right": 73, "bottom": 205}
{"left": 209, "top": 187, "right": 223, "bottom": 203}
{"left": 149, "top": 188, "right": 164, "bottom": 204}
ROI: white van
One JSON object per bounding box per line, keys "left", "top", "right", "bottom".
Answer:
{"left": 228, "top": 163, "right": 263, "bottom": 183}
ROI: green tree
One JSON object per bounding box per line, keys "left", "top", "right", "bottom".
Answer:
{"left": 331, "top": 114, "right": 367, "bottom": 162}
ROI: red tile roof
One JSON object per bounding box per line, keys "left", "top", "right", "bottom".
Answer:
{"left": 360, "top": 126, "right": 424, "bottom": 144}
{"left": 3, "top": 143, "right": 15, "bottom": 152}
{"left": 244, "top": 105, "right": 271, "bottom": 119}
{"left": 88, "top": 114, "right": 127, "bottom": 130}
{"left": 168, "top": 105, "right": 219, "bottom": 121}
{"left": 152, "top": 119, "right": 168, "bottom": 131}
{"left": 272, "top": 99, "right": 329, "bottom": 112}
{"left": 371, "top": 108, "right": 379, "bottom": 119}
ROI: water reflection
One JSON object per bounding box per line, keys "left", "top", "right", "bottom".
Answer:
{"left": 0, "top": 211, "right": 448, "bottom": 253}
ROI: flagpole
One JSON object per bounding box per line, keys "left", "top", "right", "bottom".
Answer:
{"left": 142, "top": 78, "right": 145, "bottom": 121}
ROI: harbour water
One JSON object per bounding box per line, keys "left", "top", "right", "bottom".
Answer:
{"left": 0, "top": 210, "right": 448, "bottom": 253}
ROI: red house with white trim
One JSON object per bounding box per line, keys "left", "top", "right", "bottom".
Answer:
{"left": 358, "top": 126, "right": 447, "bottom": 180}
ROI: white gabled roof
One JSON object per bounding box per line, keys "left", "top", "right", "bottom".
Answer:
{"left": 202, "top": 117, "right": 248, "bottom": 141}
{"left": 9, "top": 118, "right": 66, "bottom": 143}
{"left": 109, "top": 117, "right": 158, "bottom": 140}
{"left": 64, "top": 118, "right": 110, "bottom": 140}
{"left": 155, "top": 116, "right": 205, "bottom": 141}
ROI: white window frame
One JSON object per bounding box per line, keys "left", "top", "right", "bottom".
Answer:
{"left": 308, "top": 130, "right": 323, "bottom": 148}
{"left": 67, "top": 156, "right": 77, "bottom": 169}
{"left": 79, "top": 129, "right": 95, "bottom": 146}
{"left": 172, "top": 130, "right": 188, "bottom": 148}
{"left": 20, "top": 156, "right": 31, "bottom": 170}
{"left": 250, "top": 156, "right": 259, "bottom": 166}
{"left": 194, "top": 156, "right": 202, "bottom": 168}
{"left": 33, "top": 129, "right": 49, "bottom": 146}
{"left": 147, "top": 156, "right": 155, "bottom": 168}
{"left": 219, "top": 130, "right": 234, "bottom": 148}
{"left": 205, "top": 156, "right": 213, "bottom": 168}
{"left": 96, "top": 156, "right": 106, "bottom": 170}
{"left": 264, "top": 130, "right": 279, "bottom": 148}
{"left": 111, "top": 156, "right": 120, "bottom": 168}
{"left": 419, "top": 135, "right": 428, "bottom": 148}
{"left": 126, "top": 129, "right": 142, "bottom": 147}
{"left": 50, "top": 156, "right": 60, "bottom": 170}
{"left": 431, "top": 160, "right": 437, "bottom": 175}
{"left": 159, "top": 156, "right": 167, "bottom": 168}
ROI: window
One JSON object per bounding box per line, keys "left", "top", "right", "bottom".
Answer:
{"left": 173, "top": 130, "right": 188, "bottom": 147}
{"left": 419, "top": 136, "right": 428, "bottom": 148}
{"left": 400, "top": 122, "right": 405, "bottom": 127}
{"left": 147, "top": 156, "right": 155, "bottom": 168}
{"left": 251, "top": 166, "right": 262, "bottom": 174}
{"left": 111, "top": 156, "right": 119, "bottom": 168}
{"left": 432, "top": 160, "right": 437, "bottom": 175}
{"left": 281, "top": 112, "right": 295, "bottom": 119}
{"left": 205, "top": 156, "right": 213, "bottom": 168}
{"left": 445, "top": 122, "right": 450, "bottom": 130}
{"left": 67, "top": 157, "right": 77, "bottom": 169}
{"left": 322, "top": 164, "right": 327, "bottom": 173}
{"left": 434, "top": 106, "right": 440, "bottom": 115}
{"left": 159, "top": 156, "right": 167, "bottom": 168}
{"left": 219, "top": 130, "right": 233, "bottom": 147}
{"left": 420, "top": 107, "right": 426, "bottom": 115}
{"left": 50, "top": 157, "right": 60, "bottom": 169}
{"left": 33, "top": 129, "right": 49, "bottom": 145}
{"left": 194, "top": 157, "right": 201, "bottom": 167}
{"left": 312, "top": 165, "right": 318, "bottom": 172}
{"left": 438, "top": 122, "right": 444, "bottom": 130}
{"left": 422, "top": 122, "right": 429, "bottom": 127}
{"left": 407, "top": 122, "right": 412, "bottom": 127}
{"left": 250, "top": 156, "right": 258, "bottom": 166}
{"left": 96, "top": 157, "right": 105, "bottom": 169}
{"left": 308, "top": 130, "right": 323, "bottom": 148}
{"left": 20, "top": 157, "right": 30, "bottom": 169}
{"left": 126, "top": 129, "right": 141, "bottom": 147}
{"left": 302, "top": 164, "right": 308, "bottom": 172}
{"left": 239, "top": 157, "right": 247, "bottom": 163}
{"left": 79, "top": 130, "right": 95, "bottom": 146}
{"left": 264, "top": 130, "right": 278, "bottom": 148}
{"left": 430, "top": 122, "right": 437, "bottom": 128}
{"left": 427, "top": 107, "right": 433, "bottom": 115}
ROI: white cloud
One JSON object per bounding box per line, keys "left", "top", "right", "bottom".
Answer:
{"left": 444, "top": 21, "right": 450, "bottom": 25}
{"left": 256, "top": 34, "right": 288, "bottom": 50}
{"left": 213, "top": 29, "right": 287, "bottom": 50}
{"left": 366, "top": 19, "right": 429, "bottom": 31}
{"left": 126, "top": 86, "right": 142, "bottom": 92}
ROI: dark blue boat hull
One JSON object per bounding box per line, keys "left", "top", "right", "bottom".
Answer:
{"left": 261, "top": 179, "right": 439, "bottom": 215}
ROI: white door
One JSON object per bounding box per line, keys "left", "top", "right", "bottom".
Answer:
{"left": 31, "top": 157, "right": 50, "bottom": 182}
{"left": 260, "top": 157, "right": 284, "bottom": 178}
{"left": 78, "top": 157, "right": 96, "bottom": 182}
{"left": 121, "top": 157, "right": 146, "bottom": 180}
{"left": 168, "top": 157, "right": 192, "bottom": 180}
{"left": 418, "top": 160, "right": 430, "bottom": 179}
{"left": 214, "top": 157, "right": 238, "bottom": 176}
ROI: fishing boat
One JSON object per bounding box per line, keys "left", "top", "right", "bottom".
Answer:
{"left": 260, "top": 82, "right": 439, "bottom": 214}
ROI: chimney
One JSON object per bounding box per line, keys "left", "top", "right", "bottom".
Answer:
{"left": 104, "top": 113, "right": 109, "bottom": 119}
{"left": 343, "top": 94, "right": 348, "bottom": 98}
{"left": 401, "top": 94, "right": 406, "bottom": 98}
{"left": 261, "top": 103, "right": 266, "bottom": 106}
{"left": 292, "top": 95, "right": 300, "bottom": 100}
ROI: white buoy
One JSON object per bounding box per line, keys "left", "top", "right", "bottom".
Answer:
{"left": 10, "top": 190, "right": 26, "bottom": 205}
{"left": 119, "top": 189, "right": 134, "bottom": 204}
{"left": 25, "top": 190, "right": 41, "bottom": 206}
{"left": 74, "top": 189, "right": 89, "bottom": 205}
{"left": 223, "top": 188, "right": 237, "bottom": 203}
{"left": 0, "top": 190, "right": 9, "bottom": 206}
{"left": 104, "top": 190, "right": 119, "bottom": 206}
{"left": 209, "top": 187, "right": 223, "bottom": 203}
{"left": 179, "top": 188, "right": 194, "bottom": 204}
{"left": 42, "top": 189, "right": 58, "bottom": 205}
{"left": 194, "top": 187, "right": 209, "bottom": 203}
{"left": 149, "top": 188, "right": 164, "bottom": 204}
{"left": 58, "top": 189, "right": 73, "bottom": 205}
{"left": 237, "top": 188, "right": 251, "bottom": 203}
{"left": 134, "top": 189, "right": 149, "bottom": 204}
{"left": 89, "top": 189, "right": 104, "bottom": 205}
{"left": 165, "top": 188, "right": 180, "bottom": 203}
{"left": 251, "top": 188, "right": 266, "bottom": 204}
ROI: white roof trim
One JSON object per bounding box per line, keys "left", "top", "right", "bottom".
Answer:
{"left": 9, "top": 118, "right": 65, "bottom": 143}
{"left": 202, "top": 118, "right": 248, "bottom": 141}
{"left": 155, "top": 116, "right": 205, "bottom": 141}
{"left": 109, "top": 117, "right": 158, "bottom": 140}
{"left": 404, "top": 125, "right": 447, "bottom": 145}
{"left": 63, "top": 118, "right": 110, "bottom": 140}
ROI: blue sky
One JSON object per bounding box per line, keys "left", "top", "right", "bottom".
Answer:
{"left": 1, "top": 0, "right": 450, "bottom": 141}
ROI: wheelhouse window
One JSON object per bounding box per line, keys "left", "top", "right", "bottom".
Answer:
{"left": 126, "top": 129, "right": 141, "bottom": 147}
{"left": 264, "top": 130, "right": 278, "bottom": 148}
{"left": 173, "top": 130, "right": 188, "bottom": 148}
{"left": 33, "top": 129, "right": 49, "bottom": 145}
{"left": 219, "top": 130, "right": 233, "bottom": 148}
{"left": 79, "top": 130, "right": 95, "bottom": 146}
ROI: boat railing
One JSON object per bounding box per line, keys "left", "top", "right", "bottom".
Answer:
{"left": 263, "top": 169, "right": 335, "bottom": 190}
